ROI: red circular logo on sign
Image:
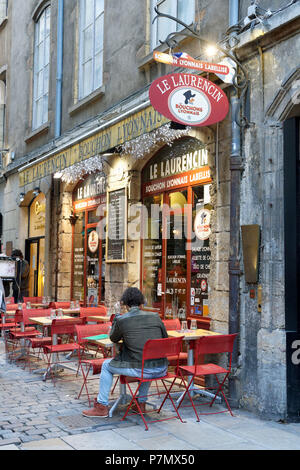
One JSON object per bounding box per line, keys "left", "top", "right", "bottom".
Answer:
{"left": 149, "top": 73, "right": 229, "bottom": 127}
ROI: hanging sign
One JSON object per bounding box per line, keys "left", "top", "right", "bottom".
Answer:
{"left": 153, "top": 51, "right": 229, "bottom": 75}
{"left": 149, "top": 73, "right": 229, "bottom": 127}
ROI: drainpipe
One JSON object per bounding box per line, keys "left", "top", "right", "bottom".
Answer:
{"left": 55, "top": 0, "right": 64, "bottom": 139}
{"left": 228, "top": 0, "right": 243, "bottom": 407}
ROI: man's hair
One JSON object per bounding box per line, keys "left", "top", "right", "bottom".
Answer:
{"left": 120, "top": 287, "right": 145, "bottom": 308}
{"left": 12, "top": 249, "right": 23, "bottom": 259}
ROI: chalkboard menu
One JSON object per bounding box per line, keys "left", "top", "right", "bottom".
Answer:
{"left": 106, "top": 187, "right": 127, "bottom": 262}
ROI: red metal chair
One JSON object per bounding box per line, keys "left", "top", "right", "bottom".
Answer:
{"left": 163, "top": 319, "right": 188, "bottom": 367}
{"left": 177, "top": 333, "right": 238, "bottom": 420}
{"left": 6, "top": 303, "right": 25, "bottom": 311}
{"left": 75, "top": 322, "right": 112, "bottom": 405}
{"left": 23, "top": 297, "right": 42, "bottom": 303}
{"left": 80, "top": 306, "right": 107, "bottom": 319}
{"left": 22, "top": 309, "right": 56, "bottom": 370}
{"left": 6, "top": 310, "right": 42, "bottom": 362}
{"left": 120, "top": 336, "right": 185, "bottom": 431}
{"left": 49, "top": 301, "right": 71, "bottom": 309}
{"left": 43, "top": 317, "right": 86, "bottom": 384}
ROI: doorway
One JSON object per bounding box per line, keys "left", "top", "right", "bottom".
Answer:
{"left": 25, "top": 237, "right": 45, "bottom": 297}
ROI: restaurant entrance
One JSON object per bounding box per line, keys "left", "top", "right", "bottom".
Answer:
{"left": 141, "top": 137, "right": 212, "bottom": 323}
{"left": 71, "top": 173, "right": 106, "bottom": 306}
{"left": 25, "top": 192, "right": 46, "bottom": 297}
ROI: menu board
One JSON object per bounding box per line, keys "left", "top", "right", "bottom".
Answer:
{"left": 106, "top": 187, "right": 127, "bottom": 262}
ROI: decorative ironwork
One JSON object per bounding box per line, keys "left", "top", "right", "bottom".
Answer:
{"left": 152, "top": 7, "right": 249, "bottom": 127}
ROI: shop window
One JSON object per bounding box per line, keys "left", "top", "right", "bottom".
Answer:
{"left": 79, "top": 0, "right": 104, "bottom": 99}
{"left": 151, "top": 0, "right": 195, "bottom": 50}
{"left": 71, "top": 173, "right": 106, "bottom": 305}
{"left": 141, "top": 138, "right": 211, "bottom": 321}
{"left": 32, "top": 5, "right": 50, "bottom": 130}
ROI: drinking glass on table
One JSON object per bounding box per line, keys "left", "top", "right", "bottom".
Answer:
{"left": 190, "top": 319, "right": 197, "bottom": 330}
{"left": 70, "top": 301, "right": 75, "bottom": 309}
{"left": 57, "top": 308, "right": 63, "bottom": 318}
{"left": 18, "top": 302, "right": 23, "bottom": 310}
{"left": 75, "top": 300, "right": 80, "bottom": 309}
{"left": 42, "top": 296, "right": 46, "bottom": 305}
{"left": 26, "top": 301, "right": 31, "bottom": 309}
{"left": 181, "top": 321, "right": 188, "bottom": 332}
{"left": 50, "top": 309, "right": 56, "bottom": 320}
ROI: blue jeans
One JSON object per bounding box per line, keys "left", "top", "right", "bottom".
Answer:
{"left": 97, "top": 358, "right": 168, "bottom": 406}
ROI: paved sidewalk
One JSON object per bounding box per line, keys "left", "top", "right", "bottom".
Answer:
{"left": 1, "top": 338, "right": 300, "bottom": 451}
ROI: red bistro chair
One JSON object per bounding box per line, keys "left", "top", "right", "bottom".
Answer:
{"left": 120, "top": 336, "right": 185, "bottom": 431}
{"left": 80, "top": 306, "right": 107, "bottom": 319}
{"left": 49, "top": 302, "right": 71, "bottom": 309}
{"left": 43, "top": 317, "right": 86, "bottom": 384}
{"left": 163, "top": 319, "right": 188, "bottom": 367}
{"left": 178, "top": 333, "right": 238, "bottom": 420}
{"left": 22, "top": 309, "right": 57, "bottom": 370}
{"left": 75, "top": 322, "right": 112, "bottom": 405}
{"left": 7, "top": 310, "right": 42, "bottom": 363}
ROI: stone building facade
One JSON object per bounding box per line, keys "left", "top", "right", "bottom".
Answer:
{"left": 0, "top": 0, "right": 300, "bottom": 421}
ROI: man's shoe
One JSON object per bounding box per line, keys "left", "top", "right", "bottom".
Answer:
{"left": 131, "top": 401, "right": 146, "bottom": 414}
{"left": 82, "top": 399, "right": 109, "bottom": 418}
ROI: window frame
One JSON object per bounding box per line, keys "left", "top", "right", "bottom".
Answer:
{"left": 78, "top": 0, "right": 104, "bottom": 101}
{"left": 150, "top": 0, "right": 195, "bottom": 50}
{"left": 32, "top": 5, "right": 51, "bottom": 131}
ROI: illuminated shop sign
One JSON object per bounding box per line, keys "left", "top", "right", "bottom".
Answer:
{"left": 73, "top": 173, "right": 106, "bottom": 211}
{"left": 149, "top": 73, "right": 229, "bottom": 127}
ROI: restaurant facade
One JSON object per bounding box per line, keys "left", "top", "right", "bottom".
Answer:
{"left": 1, "top": 0, "right": 300, "bottom": 422}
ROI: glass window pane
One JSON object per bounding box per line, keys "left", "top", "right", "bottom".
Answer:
{"left": 95, "top": 14, "right": 103, "bottom": 53}
{"left": 36, "top": 98, "right": 43, "bottom": 127}
{"left": 157, "top": 0, "right": 175, "bottom": 44}
{"left": 84, "top": 0, "right": 94, "bottom": 27}
{"left": 95, "top": 0, "right": 104, "bottom": 16}
{"left": 37, "top": 70, "right": 44, "bottom": 98}
{"left": 94, "top": 51, "right": 103, "bottom": 89}
{"left": 39, "top": 11, "right": 45, "bottom": 43}
{"left": 178, "top": 0, "right": 194, "bottom": 29}
{"left": 43, "top": 93, "right": 48, "bottom": 124}
{"left": 142, "top": 195, "right": 163, "bottom": 311}
{"left": 43, "top": 64, "right": 49, "bottom": 93}
{"left": 83, "top": 25, "right": 93, "bottom": 61}
{"left": 44, "top": 35, "right": 50, "bottom": 66}
{"left": 83, "top": 60, "right": 93, "bottom": 96}
{"left": 73, "top": 212, "right": 85, "bottom": 302}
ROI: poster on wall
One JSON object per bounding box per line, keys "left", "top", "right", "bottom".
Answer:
{"left": 106, "top": 187, "right": 127, "bottom": 263}
{"left": 149, "top": 72, "right": 229, "bottom": 127}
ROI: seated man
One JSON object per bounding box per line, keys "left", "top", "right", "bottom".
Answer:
{"left": 82, "top": 287, "right": 168, "bottom": 418}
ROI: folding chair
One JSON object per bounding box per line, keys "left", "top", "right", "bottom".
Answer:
{"left": 7, "top": 310, "right": 42, "bottom": 361}
{"left": 120, "top": 336, "right": 184, "bottom": 431}
{"left": 75, "top": 322, "right": 112, "bottom": 405}
{"left": 49, "top": 301, "right": 71, "bottom": 309}
{"left": 80, "top": 306, "right": 107, "bottom": 321}
{"left": 178, "top": 333, "right": 237, "bottom": 420}
{"left": 43, "top": 317, "right": 86, "bottom": 384}
{"left": 162, "top": 319, "right": 188, "bottom": 366}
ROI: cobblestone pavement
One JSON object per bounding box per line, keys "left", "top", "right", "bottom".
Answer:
{"left": 2, "top": 337, "right": 300, "bottom": 451}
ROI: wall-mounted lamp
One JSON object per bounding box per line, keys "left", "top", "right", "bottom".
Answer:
{"left": 19, "top": 192, "right": 25, "bottom": 204}
{"left": 54, "top": 172, "right": 62, "bottom": 179}
{"left": 33, "top": 187, "right": 40, "bottom": 197}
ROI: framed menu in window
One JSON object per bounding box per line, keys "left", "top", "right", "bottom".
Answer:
{"left": 106, "top": 187, "right": 127, "bottom": 263}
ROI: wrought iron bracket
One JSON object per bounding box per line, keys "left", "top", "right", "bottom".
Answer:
{"left": 152, "top": 7, "right": 250, "bottom": 128}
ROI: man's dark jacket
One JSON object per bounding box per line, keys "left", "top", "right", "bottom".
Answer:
{"left": 109, "top": 306, "right": 168, "bottom": 369}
